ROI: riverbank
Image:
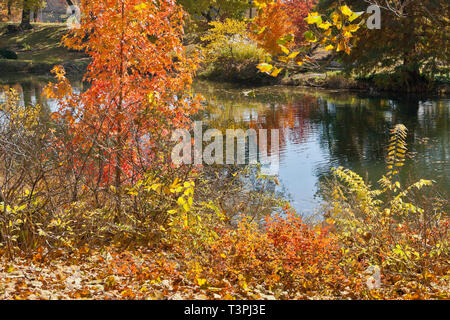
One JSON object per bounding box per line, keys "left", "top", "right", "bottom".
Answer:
{"left": 1, "top": 22, "right": 448, "bottom": 96}
{"left": 200, "top": 69, "right": 450, "bottom": 96}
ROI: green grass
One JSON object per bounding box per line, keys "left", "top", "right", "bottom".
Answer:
{"left": 0, "top": 22, "right": 86, "bottom": 65}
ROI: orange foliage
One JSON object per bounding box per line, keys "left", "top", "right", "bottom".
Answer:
{"left": 45, "top": 0, "right": 200, "bottom": 189}
{"left": 284, "top": 0, "right": 317, "bottom": 46}
{"left": 175, "top": 209, "right": 365, "bottom": 298}
{"left": 251, "top": 2, "right": 296, "bottom": 55}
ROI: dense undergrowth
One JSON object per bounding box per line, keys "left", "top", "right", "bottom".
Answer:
{"left": 0, "top": 88, "right": 448, "bottom": 299}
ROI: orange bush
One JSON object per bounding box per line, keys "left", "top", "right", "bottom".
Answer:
{"left": 176, "top": 209, "right": 365, "bottom": 299}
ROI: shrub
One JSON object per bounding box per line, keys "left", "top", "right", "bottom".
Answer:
{"left": 324, "top": 124, "right": 449, "bottom": 299}
{"left": 0, "top": 48, "right": 18, "bottom": 59}
{"left": 200, "top": 41, "right": 276, "bottom": 84}
{"left": 169, "top": 206, "right": 365, "bottom": 299}
{"left": 199, "top": 18, "right": 275, "bottom": 84}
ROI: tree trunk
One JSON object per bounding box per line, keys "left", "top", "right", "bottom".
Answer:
{"left": 20, "top": 2, "right": 32, "bottom": 30}
{"left": 7, "top": 0, "right": 13, "bottom": 16}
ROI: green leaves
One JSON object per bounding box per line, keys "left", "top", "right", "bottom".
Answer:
{"left": 304, "top": 30, "right": 317, "bottom": 43}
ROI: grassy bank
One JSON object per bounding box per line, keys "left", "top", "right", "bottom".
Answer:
{"left": 0, "top": 23, "right": 89, "bottom": 75}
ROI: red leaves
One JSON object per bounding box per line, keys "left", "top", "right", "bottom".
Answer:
{"left": 284, "top": 0, "right": 317, "bottom": 46}
{"left": 45, "top": 0, "right": 201, "bottom": 189}
{"left": 172, "top": 210, "right": 363, "bottom": 299}
{"left": 250, "top": 0, "right": 316, "bottom": 54}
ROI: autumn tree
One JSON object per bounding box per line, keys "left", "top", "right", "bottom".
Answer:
{"left": 319, "top": 0, "right": 449, "bottom": 89}
{"left": 21, "top": 0, "right": 42, "bottom": 28}
{"left": 0, "top": 0, "right": 43, "bottom": 27}
{"left": 250, "top": 1, "right": 296, "bottom": 56}
{"left": 252, "top": 1, "right": 364, "bottom": 75}
{"left": 200, "top": 18, "right": 250, "bottom": 62}
{"left": 45, "top": 0, "right": 200, "bottom": 214}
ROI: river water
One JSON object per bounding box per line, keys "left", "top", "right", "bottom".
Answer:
{"left": 1, "top": 76, "right": 449, "bottom": 215}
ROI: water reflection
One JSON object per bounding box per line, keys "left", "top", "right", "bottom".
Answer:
{"left": 0, "top": 76, "right": 448, "bottom": 214}
{"left": 194, "top": 81, "right": 449, "bottom": 214}
{"left": 0, "top": 74, "right": 84, "bottom": 112}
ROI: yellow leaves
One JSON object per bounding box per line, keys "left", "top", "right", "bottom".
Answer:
{"left": 52, "top": 65, "right": 66, "bottom": 81}
{"left": 201, "top": 18, "right": 249, "bottom": 62}
{"left": 270, "top": 67, "right": 283, "bottom": 77}
{"left": 238, "top": 274, "right": 248, "bottom": 291}
{"left": 177, "top": 196, "right": 186, "bottom": 206}
{"left": 336, "top": 41, "right": 345, "bottom": 52}
{"left": 257, "top": 63, "right": 273, "bottom": 73}
{"left": 305, "top": 12, "right": 322, "bottom": 25}
{"left": 330, "top": 125, "right": 446, "bottom": 294}
{"left": 344, "top": 24, "right": 360, "bottom": 33}
{"left": 127, "top": 189, "right": 139, "bottom": 196}
{"left": 285, "top": 51, "right": 298, "bottom": 60}
{"left": 1, "top": 89, "right": 41, "bottom": 131}
{"left": 331, "top": 11, "right": 342, "bottom": 29}
{"left": 177, "top": 195, "right": 191, "bottom": 213}
{"left": 304, "top": 30, "right": 317, "bottom": 43}
{"left": 257, "top": 26, "right": 266, "bottom": 35}
{"left": 349, "top": 11, "right": 363, "bottom": 22}
{"left": 299, "top": 6, "right": 360, "bottom": 58}
{"left": 340, "top": 5, "right": 353, "bottom": 17}
{"left": 322, "top": 28, "right": 332, "bottom": 37}
{"left": 203, "top": 19, "right": 248, "bottom": 42}
{"left": 333, "top": 40, "right": 351, "bottom": 55}
{"left": 279, "top": 44, "right": 290, "bottom": 55}
{"left": 318, "top": 22, "right": 332, "bottom": 30}
{"left": 345, "top": 45, "right": 351, "bottom": 55}
{"left": 170, "top": 177, "right": 181, "bottom": 189}
{"left": 254, "top": 0, "right": 274, "bottom": 9}
{"left": 277, "top": 55, "right": 289, "bottom": 63}
{"left": 196, "top": 278, "right": 208, "bottom": 287}
{"left": 183, "top": 213, "right": 189, "bottom": 228}
{"left": 134, "top": 2, "right": 147, "bottom": 11}
{"left": 386, "top": 124, "right": 408, "bottom": 180}
{"left": 343, "top": 31, "right": 353, "bottom": 38}
{"left": 147, "top": 92, "right": 158, "bottom": 104}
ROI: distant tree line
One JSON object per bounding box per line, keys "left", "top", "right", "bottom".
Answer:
{"left": 1, "top": 0, "right": 76, "bottom": 29}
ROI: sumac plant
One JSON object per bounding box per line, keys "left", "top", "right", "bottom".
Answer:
{"left": 44, "top": 0, "right": 201, "bottom": 213}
